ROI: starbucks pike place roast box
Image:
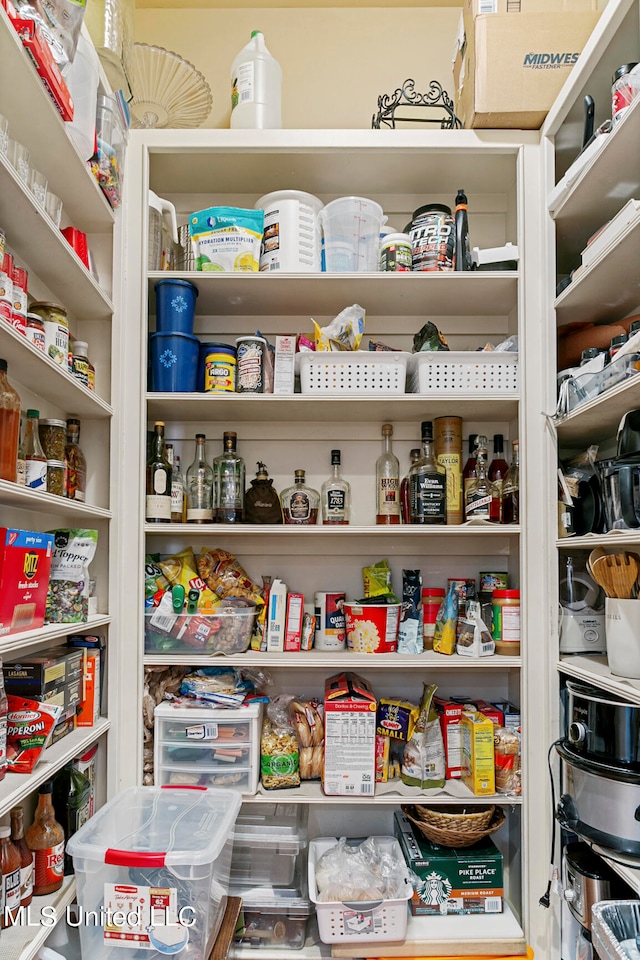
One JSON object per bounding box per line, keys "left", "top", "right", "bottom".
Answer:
{"left": 394, "top": 810, "right": 503, "bottom": 915}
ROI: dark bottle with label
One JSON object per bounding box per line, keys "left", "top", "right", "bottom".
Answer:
{"left": 489, "top": 434, "right": 509, "bottom": 522}
{"left": 145, "top": 421, "right": 172, "bottom": 523}
{"left": 10, "top": 806, "right": 33, "bottom": 908}
{"left": 401, "top": 448, "right": 421, "bottom": 523}
{"left": 409, "top": 421, "right": 446, "bottom": 524}
{"left": 454, "top": 188, "right": 472, "bottom": 272}
{"left": 462, "top": 433, "right": 478, "bottom": 504}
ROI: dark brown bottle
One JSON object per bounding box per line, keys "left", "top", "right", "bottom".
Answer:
{"left": 10, "top": 806, "right": 33, "bottom": 908}
{"left": 462, "top": 433, "right": 478, "bottom": 504}
{"left": 0, "top": 826, "right": 21, "bottom": 926}
{"left": 400, "top": 448, "right": 420, "bottom": 524}
{"left": 502, "top": 440, "right": 520, "bottom": 525}
{"left": 26, "top": 781, "right": 65, "bottom": 896}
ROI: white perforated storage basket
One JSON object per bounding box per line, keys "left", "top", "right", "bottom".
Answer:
{"left": 408, "top": 351, "right": 518, "bottom": 394}
{"left": 309, "top": 837, "right": 412, "bottom": 944}
{"left": 299, "top": 351, "right": 408, "bottom": 394}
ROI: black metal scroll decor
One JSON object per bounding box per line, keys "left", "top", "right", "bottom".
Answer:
{"left": 372, "top": 79, "right": 462, "bottom": 130}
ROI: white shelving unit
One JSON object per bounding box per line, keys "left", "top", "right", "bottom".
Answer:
{"left": 543, "top": 0, "right": 640, "bottom": 940}
{"left": 118, "top": 125, "right": 553, "bottom": 957}
{"left": 0, "top": 11, "right": 123, "bottom": 955}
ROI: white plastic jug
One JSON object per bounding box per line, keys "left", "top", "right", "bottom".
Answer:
{"left": 231, "top": 30, "right": 282, "bottom": 129}
{"left": 148, "top": 190, "right": 178, "bottom": 271}
{"left": 62, "top": 30, "right": 100, "bottom": 161}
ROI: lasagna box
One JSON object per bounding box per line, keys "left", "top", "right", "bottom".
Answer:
{"left": 0, "top": 529, "right": 54, "bottom": 636}
{"left": 5, "top": 647, "right": 85, "bottom": 711}
{"left": 323, "top": 672, "right": 376, "bottom": 796}
{"left": 395, "top": 810, "right": 504, "bottom": 915}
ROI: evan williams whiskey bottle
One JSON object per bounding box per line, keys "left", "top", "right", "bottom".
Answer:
{"left": 409, "top": 421, "right": 446, "bottom": 524}
{"left": 26, "top": 781, "right": 65, "bottom": 895}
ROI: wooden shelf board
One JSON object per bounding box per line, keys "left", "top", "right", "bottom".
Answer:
{"left": 558, "top": 655, "right": 640, "bottom": 704}
{"left": 0, "top": 614, "right": 111, "bottom": 657}
{"left": 0, "top": 479, "right": 111, "bottom": 519}
{"left": 4, "top": 876, "right": 76, "bottom": 960}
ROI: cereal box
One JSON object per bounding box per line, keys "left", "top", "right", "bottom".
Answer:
{"left": 0, "top": 529, "right": 54, "bottom": 636}
{"left": 323, "top": 672, "right": 376, "bottom": 796}
{"left": 434, "top": 696, "right": 464, "bottom": 779}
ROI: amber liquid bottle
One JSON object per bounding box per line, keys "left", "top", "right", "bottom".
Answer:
{"left": 26, "top": 781, "right": 65, "bottom": 896}
{"left": 489, "top": 434, "right": 509, "bottom": 522}
{"left": 10, "top": 805, "right": 33, "bottom": 907}
{"left": 1, "top": 825, "right": 22, "bottom": 926}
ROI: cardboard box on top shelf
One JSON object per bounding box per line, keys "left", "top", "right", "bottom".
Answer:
{"left": 453, "top": 10, "right": 601, "bottom": 129}
{"left": 467, "top": 0, "right": 597, "bottom": 14}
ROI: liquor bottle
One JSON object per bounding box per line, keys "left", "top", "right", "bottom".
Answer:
{"left": 0, "top": 826, "right": 21, "bottom": 926}
{"left": 145, "top": 421, "right": 172, "bottom": 523}
{"left": 502, "top": 440, "right": 520, "bottom": 525}
{"left": 489, "top": 434, "right": 509, "bottom": 522}
{"left": 435, "top": 416, "right": 463, "bottom": 525}
{"left": 462, "top": 433, "right": 478, "bottom": 503}
{"left": 186, "top": 434, "right": 213, "bottom": 523}
{"left": 65, "top": 418, "right": 87, "bottom": 502}
{"left": 409, "top": 421, "right": 446, "bottom": 524}
{"left": 24, "top": 409, "right": 47, "bottom": 492}
{"left": 10, "top": 806, "right": 33, "bottom": 908}
{"left": 214, "top": 431, "right": 245, "bottom": 523}
{"left": 375, "top": 423, "right": 400, "bottom": 524}
{"left": 400, "top": 448, "right": 421, "bottom": 523}
{"left": 171, "top": 455, "right": 185, "bottom": 523}
{"left": 465, "top": 436, "right": 499, "bottom": 522}
{"left": 26, "top": 781, "right": 65, "bottom": 896}
{"left": 0, "top": 358, "right": 21, "bottom": 482}
{"left": 281, "top": 469, "right": 320, "bottom": 525}
{"left": 321, "top": 449, "right": 351, "bottom": 524}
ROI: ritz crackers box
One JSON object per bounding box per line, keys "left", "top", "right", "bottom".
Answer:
{"left": 0, "top": 529, "right": 54, "bottom": 636}
{"left": 323, "top": 672, "right": 376, "bottom": 796}
{"left": 395, "top": 810, "right": 503, "bottom": 915}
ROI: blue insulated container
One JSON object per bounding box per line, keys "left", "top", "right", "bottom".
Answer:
{"left": 154, "top": 278, "right": 198, "bottom": 334}
{"left": 150, "top": 331, "right": 200, "bottom": 391}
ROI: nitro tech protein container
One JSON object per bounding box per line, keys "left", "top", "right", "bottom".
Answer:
{"left": 408, "top": 203, "right": 455, "bottom": 272}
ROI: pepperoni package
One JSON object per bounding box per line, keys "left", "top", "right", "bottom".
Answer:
{"left": 7, "top": 696, "right": 63, "bottom": 773}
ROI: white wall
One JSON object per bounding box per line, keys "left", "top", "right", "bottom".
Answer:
{"left": 133, "top": 7, "right": 462, "bottom": 129}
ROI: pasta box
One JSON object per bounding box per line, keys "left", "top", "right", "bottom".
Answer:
{"left": 394, "top": 810, "right": 504, "bottom": 915}
{"left": 323, "top": 672, "right": 376, "bottom": 796}
{"left": 0, "top": 528, "right": 54, "bottom": 636}
{"left": 5, "top": 647, "right": 85, "bottom": 710}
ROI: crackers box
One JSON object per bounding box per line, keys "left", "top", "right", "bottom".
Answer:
{"left": 323, "top": 672, "right": 376, "bottom": 796}
{"left": 394, "top": 810, "right": 504, "bottom": 915}
{"left": 453, "top": 10, "right": 600, "bottom": 129}
{"left": 0, "top": 529, "right": 54, "bottom": 636}
{"left": 461, "top": 711, "right": 496, "bottom": 795}
{"left": 434, "top": 696, "right": 464, "bottom": 779}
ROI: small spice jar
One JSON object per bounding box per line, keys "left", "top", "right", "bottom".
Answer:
{"left": 422, "top": 587, "right": 445, "bottom": 650}
{"left": 38, "top": 419, "right": 67, "bottom": 461}
{"left": 491, "top": 589, "right": 521, "bottom": 656}
{"left": 46, "top": 460, "right": 66, "bottom": 497}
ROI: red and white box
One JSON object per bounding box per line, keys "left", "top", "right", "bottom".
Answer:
{"left": 11, "top": 19, "right": 74, "bottom": 121}
{"left": 273, "top": 335, "right": 296, "bottom": 394}
{"left": 0, "top": 528, "right": 54, "bottom": 636}
{"left": 76, "top": 650, "right": 101, "bottom": 727}
{"left": 435, "top": 696, "right": 464, "bottom": 779}
{"left": 323, "top": 672, "right": 376, "bottom": 796}
{"left": 473, "top": 699, "right": 505, "bottom": 728}
{"left": 284, "top": 592, "right": 304, "bottom": 652}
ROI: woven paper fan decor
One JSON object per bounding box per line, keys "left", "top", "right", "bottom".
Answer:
{"left": 128, "top": 43, "right": 212, "bottom": 128}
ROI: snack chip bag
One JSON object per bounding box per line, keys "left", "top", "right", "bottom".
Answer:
{"left": 197, "top": 548, "right": 264, "bottom": 607}
{"left": 158, "top": 548, "right": 218, "bottom": 611}
{"left": 362, "top": 559, "right": 399, "bottom": 603}
{"left": 432, "top": 580, "right": 459, "bottom": 656}
{"left": 45, "top": 529, "right": 98, "bottom": 623}
{"left": 313, "top": 303, "right": 365, "bottom": 351}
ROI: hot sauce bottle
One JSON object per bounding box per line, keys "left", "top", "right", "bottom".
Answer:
{"left": 1, "top": 825, "right": 22, "bottom": 926}
{"left": 26, "top": 781, "right": 65, "bottom": 895}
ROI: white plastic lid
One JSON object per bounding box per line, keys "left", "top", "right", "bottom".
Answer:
{"left": 380, "top": 232, "right": 411, "bottom": 246}
{"left": 255, "top": 190, "right": 323, "bottom": 214}
{"left": 66, "top": 785, "right": 241, "bottom": 866}
{"left": 154, "top": 700, "right": 262, "bottom": 721}
{"left": 0, "top": 826, "right": 10, "bottom": 838}
{"left": 72, "top": 341, "right": 89, "bottom": 357}
{"left": 233, "top": 803, "right": 307, "bottom": 848}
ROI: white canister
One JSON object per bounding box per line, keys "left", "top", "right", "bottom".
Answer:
{"left": 314, "top": 592, "right": 346, "bottom": 650}
{"left": 42, "top": 317, "right": 69, "bottom": 367}
{"left": 255, "top": 190, "right": 323, "bottom": 272}
{"left": 606, "top": 597, "right": 640, "bottom": 678}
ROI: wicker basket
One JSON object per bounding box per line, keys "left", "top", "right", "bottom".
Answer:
{"left": 401, "top": 803, "right": 506, "bottom": 848}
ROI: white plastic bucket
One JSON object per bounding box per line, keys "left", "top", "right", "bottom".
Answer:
{"left": 255, "top": 190, "right": 323, "bottom": 272}
{"left": 320, "top": 196, "right": 385, "bottom": 272}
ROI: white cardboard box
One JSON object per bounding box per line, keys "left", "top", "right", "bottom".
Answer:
{"left": 266, "top": 579, "right": 287, "bottom": 652}
{"left": 274, "top": 335, "right": 297, "bottom": 394}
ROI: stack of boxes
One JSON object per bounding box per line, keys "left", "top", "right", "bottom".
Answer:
{"left": 453, "top": 0, "right": 601, "bottom": 128}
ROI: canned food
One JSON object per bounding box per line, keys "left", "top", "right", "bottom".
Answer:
{"left": 39, "top": 419, "right": 67, "bottom": 461}
{"left": 11, "top": 265, "right": 27, "bottom": 317}
{"left": 0, "top": 301, "right": 11, "bottom": 323}
{"left": 0, "top": 253, "right": 12, "bottom": 303}
{"left": 8, "top": 312, "right": 25, "bottom": 335}
{"left": 479, "top": 571, "right": 509, "bottom": 598}
{"left": 409, "top": 203, "right": 455, "bottom": 272}
{"left": 379, "top": 232, "right": 412, "bottom": 272}
{"left": 46, "top": 459, "right": 66, "bottom": 497}
{"left": 26, "top": 312, "right": 46, "bottom": 352}
{"left": 203, "top": 344, "right": 236, "bottom": 393}
{"left": 30, "top": 302, "right": 69, "bottom": 366}
{"left": 235, "top": 335, "right": 266, "bottom": 394}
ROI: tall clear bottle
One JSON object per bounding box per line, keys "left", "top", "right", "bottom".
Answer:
{"left": 375, "top": 423, "right": 400, "bottom": 524}
{"left": 65, "top": 418, "right": 87, "bottom": 502}
{"left": 171, "top": 455, "right": 185, "bottom": 523}
{"left": 214, "top": 431, "right": 245, "bottom": 523}
{"left": 321, "top": 449, "right": 351, "bottom": 525}
{"left": 186, "top": 434, "right": 213, "bottom": 523}
{"left": 24, "top": 409, "right": 47, "bottom": 492}
{"left": 464, "top": 436, "right": 499, "bottom": 522}
{"left": 409, "top": 420, "right": 446, "bottom": 524}
{"left": 502, "top": 440, "right": 520, "bottom": 525}
{"left": 145, "top": 421, "right": 171, "bottom": 523}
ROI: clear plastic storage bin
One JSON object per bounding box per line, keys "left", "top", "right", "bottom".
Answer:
{"left": 66, "top": 785, "right": 241, "bottom": 960}
{"left": 154, "top": 701, "right": 263, "bottom": 795}
{"left": 145, "top": 605, "right": 257, "bottom": 656}
{"left": 233, "top": 882, "right": 313, "bottom": 950}
{"left": 231, "top": 803, "right": 308, "bottom": 887}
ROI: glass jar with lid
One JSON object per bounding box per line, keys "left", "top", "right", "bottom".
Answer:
{"left": 29, "top": 302, "right": 68, "bottom": 367}
{"left": 38, "top": 419, "right": 67, "bottom": 462}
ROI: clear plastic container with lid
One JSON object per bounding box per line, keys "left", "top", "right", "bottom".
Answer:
{"left": 231, "top": 803, "right": 308, "bottom": 887}
{"left": 233, "top": 863, "right": 312, "bottom": 951}
{"left": 66, "top": 785, "right": 242, "bottom": 960}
